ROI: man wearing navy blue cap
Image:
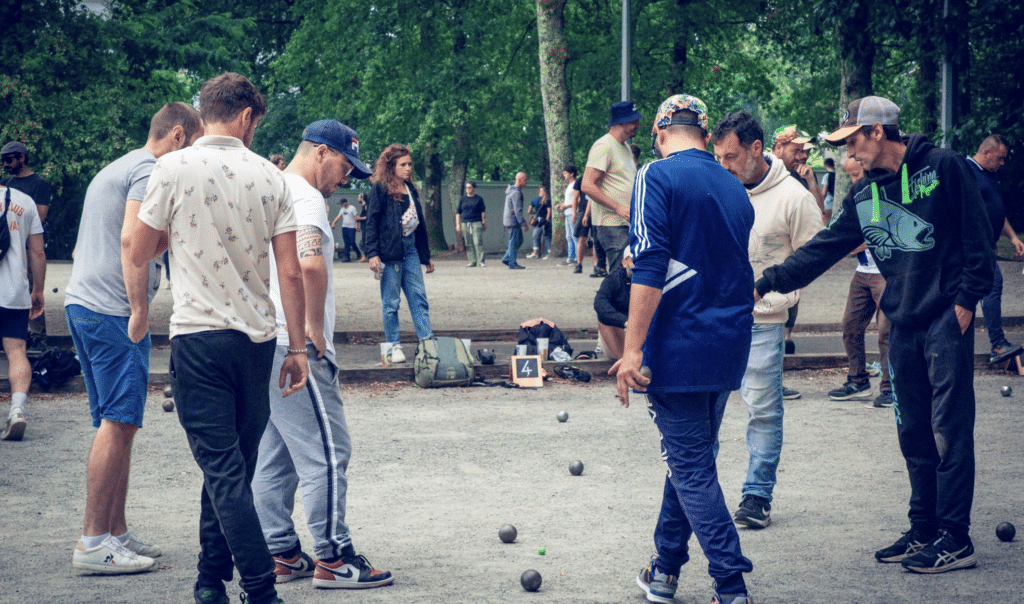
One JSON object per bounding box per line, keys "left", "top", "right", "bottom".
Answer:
{"left": 581, "top": 101, "right": 641, "bottom": 276}
{"left": 251, "top": 120, "right": 393, "bottom": 590}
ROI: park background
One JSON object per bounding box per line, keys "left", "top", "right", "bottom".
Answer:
{"left": 2, "top": 0, "right": 1021, "bottom": 261}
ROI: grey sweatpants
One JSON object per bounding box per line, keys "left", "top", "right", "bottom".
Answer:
{"left": 253, "top": 344, "right": 353, "bottom": 560}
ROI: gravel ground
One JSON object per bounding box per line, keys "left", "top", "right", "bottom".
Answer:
{"left": 1, "top": 369, "right": 1022, "bottom": 604}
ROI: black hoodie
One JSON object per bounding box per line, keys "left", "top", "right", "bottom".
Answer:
{"left": 756, "top": 134, "right": 993, "bottom": 328}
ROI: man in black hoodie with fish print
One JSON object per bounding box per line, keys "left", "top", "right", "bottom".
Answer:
{"left": 754, "top": 96, "right": 992, "bottom": 575}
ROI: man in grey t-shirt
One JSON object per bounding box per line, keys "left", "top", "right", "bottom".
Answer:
{"left": 65, "top": 103, "right": 202, "bottom": 575}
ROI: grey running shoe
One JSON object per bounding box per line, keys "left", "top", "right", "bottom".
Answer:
{"left": 828, "top": 380, "right": 872, "bottom": 401}
{"left": 636, "top": 557, "right": 677, "bottom": 604}
{"left": 867, "top": 392, "right": 893, "bottom": 409}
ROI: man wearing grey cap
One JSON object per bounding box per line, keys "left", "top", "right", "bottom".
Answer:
{"left": 2, "top": 141, "right": 51, "bottom": 222}
{"left": 582, "top": 101, "right": 641, "bottom": 275}
{"left": 754, "top": 96, "right": 992, "bottom": 574}
{"left": 251, "top": 120, "right": 394, "bottom": 590}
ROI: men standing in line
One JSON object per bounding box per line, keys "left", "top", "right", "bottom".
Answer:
{"left": 3, "top": 141, "right": 53, "bottom": 349}
{"left": 756, "top": 96, "right": 992, "bottom": 574}
{"left": 252, "top": 119, "right": 394, "bottom": 590}
{"left": 126, "top": 72, "right": 309, "bottom": 604}
{"left": 0, "top": 183, "right": 44, "bottom": 441}
{"left": 967, "top": 134, "right": 1024, "bottom": 365}
{"left": 455, "top": 181, "right": 487, "bottom": 267}
{"left": 826, "top": 157, "right": 893, "bottom": 409}
{"left": 66, "top": 102, "right": 202, "bottom": 573}
{"left": 559, "top": 166, "right": 578, "bottom": 266}
{"left": 614, "top": 94, "right": 755, "bottom": 604}
{"left": 582, "top": 101, "right": 640, "bottom": 274}
{"left": 711, "top": 111, "right": 822, "bottom": 530}
{"left": 501, "top": 171, "right": 528, "bottom": 270}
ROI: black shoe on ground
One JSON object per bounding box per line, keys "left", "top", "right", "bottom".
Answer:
{"left": 784, "top": 339, "right": 795, "bottom": 354}
{"left": 509, "top": 263, "right": 525, "bottom": 270}
{"left": 573, "top": 264, "right": 582, "bottom": 274}
{"left": 989, "top": 342, "right": 1024, "bottom": 365}
{"left": 828, "top": 380, "right": 872, "bottom": 401}
{"left": 901, "top": 529, "right": 977, "bottom": 573}
{"left": 782, "top": 386, "right": 801, "bottom": 400}
{"left": 733, "top": 495, "right": 771, "bottom": 528}
{"left": 875, "top": 525, "right": 936, "bottom": 562}
{"left": 194, "top": 582, "right": 229, "bottom": 604}
{"left": 590, "top": 267, "right": 607, "bottom": 278}
{"left": 501, "top": 258, "right": 509, "bottom": 266}
{"left": 867, "top": 391, "right": 893, "bottom": 408}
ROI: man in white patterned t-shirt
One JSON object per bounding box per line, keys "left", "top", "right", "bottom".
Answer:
{"left": 126, "top": 72, "right": 307, "bottom": 604}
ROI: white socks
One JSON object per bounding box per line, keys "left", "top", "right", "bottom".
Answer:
{"left": 80, "top": 533, "right": 110, "bottom": 549}
{"left": 9, "top": 392, "right": 27, "bottom": 418}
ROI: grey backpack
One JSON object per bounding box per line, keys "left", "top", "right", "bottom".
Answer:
{"left": 414, "top": 337, "right": 474, "bottom": 388}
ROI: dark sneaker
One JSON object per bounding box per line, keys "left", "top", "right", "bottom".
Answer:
{"left": 734, "top": 495, "right": 771, "bottom": 528}
{"left": 875, "top": 526, "right": 936, "bottom": 562}
{"left": 711, "top": 594, "right": 753, "bottom": 604}
{"left": 782, "top": 387, "right": 801, "bottom": 400}
{"left": 273, "top": 550, "right": 315, "bottom": 583}
{"left": 573, "top": 264, "right": 583, "bottom": 274}
{"left": 636, "top": 557, "right": 677, "bottom": 604}
{"left": 313, "top": 554, "right": 394, "bottom": 589}
{"left": 590, "top": 267, "right": 607, "bottom": 278}
{"left": 194, "top": 583, "right": 229, "bottom": 604}
{"left": 784, "top": 339, "right": 795, "bottom": 354}
{"left": 989, "top": 343, "right": 1024, "bottom": 365}
{"left": 509, "top": 264, "right": 525, "bottom": 270}
{"left": 828, "top": 380, "right": 872, "bottom": 401}
{"left": 867, "top": 391, "right": 893, "bottom": 409}
{"left": 901, "top": 530, "right": 977, "bottom": 573}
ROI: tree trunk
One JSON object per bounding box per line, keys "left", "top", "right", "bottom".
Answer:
{"left": 420, "top": 140, "right": 449, "bottom": 252}
{"left": 447, "top": 123, "right": 470, "bottom": 254}
{"left": 536, "top": 0, "right": 572, "bottom": 258}
{"left": 915, "top": 0, "right": 941, "bottom": 137}
{"left": 670, "top": 0, "right": 691, "bottom": 94}
{"left": 834, "top": 0, "right": 875, "bottom": 206}
{"left": 943, "top": 0, "right": 971, "bottom": 149}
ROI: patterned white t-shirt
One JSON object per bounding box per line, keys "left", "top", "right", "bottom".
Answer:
{"left": 138, "top": 135, "right": 297, "bottom": 342}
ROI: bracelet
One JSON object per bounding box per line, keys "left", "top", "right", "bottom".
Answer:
{"left": 287, "top": 348, "right": 307, "bottom": 355}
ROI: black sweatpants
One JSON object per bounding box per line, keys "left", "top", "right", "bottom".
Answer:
{"left": 889, "top": 306, "right": 976, "bottom": 537}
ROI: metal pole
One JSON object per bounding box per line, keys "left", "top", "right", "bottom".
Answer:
{"left": 621, "top": 0, "right": 631, "bottom": 102}
{"left": 940, "top": 0, "right": 954, "bottom": 148}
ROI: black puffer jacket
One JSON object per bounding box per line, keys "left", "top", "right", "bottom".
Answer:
{"left": 364, "top": 181, "right": 431, "bottom": 265}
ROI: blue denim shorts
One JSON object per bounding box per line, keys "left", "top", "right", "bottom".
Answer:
{"left": 66, "top": 304, "right": 150, "bottom": 428}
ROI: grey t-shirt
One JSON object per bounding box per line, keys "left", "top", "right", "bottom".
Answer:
{"left": 65, "top": 149, "right": 160, "bottom": 316}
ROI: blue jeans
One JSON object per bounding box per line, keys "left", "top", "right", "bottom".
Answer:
{"left": 341, "top": 227, "right": 359, "bottom": 261}
{"left": 981, "top": 255, "right": 1005, "bottom": 350}
{"left": 380, "top": 234, "right": 433, "bottom": 344}
{"left": 739, "top": 323, "right": 785, "bottom": 501}
{"left": 649, "top": 391, "right": 752, "bottom": 595}
{"left": 502, "top": 226, "right": 524, "bottom": 266}
{"left": 564, "top": 218, "right": 577, "bottom": 262}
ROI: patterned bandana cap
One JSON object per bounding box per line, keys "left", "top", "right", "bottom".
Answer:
{"left": 652, "top": 94, "right": 709, "bottom": 134}
{"left": 772, "top": 125, "right": 811, "bottom": 148}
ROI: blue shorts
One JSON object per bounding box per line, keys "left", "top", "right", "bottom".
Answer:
{"left": 0, "top": 306, "right": 30, "bottom": 340}
{"left": 65, "top": 304, "right": 150, "bottom": 428}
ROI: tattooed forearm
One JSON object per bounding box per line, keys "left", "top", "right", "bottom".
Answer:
{"left": 297, "top": 226, "right": 323, "bottom": 258}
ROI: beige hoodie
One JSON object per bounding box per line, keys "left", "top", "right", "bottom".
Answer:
{"left": 747, "top": 154, "right": 823, "bottom": 324}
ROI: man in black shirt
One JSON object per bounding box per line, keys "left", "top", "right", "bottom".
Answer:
{"left": 455, "top": 181, "right": 487, "bottom": 267}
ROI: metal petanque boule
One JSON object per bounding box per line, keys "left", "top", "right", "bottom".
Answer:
{"left": 163, "top": 384, "right": 173, "bottom": 398}
{"left": 569, "top": 460, "right": 584, "bottom": 476}
{"left": 556, "top": 410, "right": 568, "bottom": 423}
{"left": 639, "top": 365, "right": 652, "bottom": 381}
{"left": 162, "top": 399, "right": 175, "bottom": 412}
{"left": 520, "top": 569, "right": 542, "bottom": 592}
{"left": 1000, "top": 385, "right": 1012, "bottom": 397}
{"left": 499, "top": 524, "right": 517, "bottom": 543}
{"left": 996, "top": 522, "right": 1016, "bottom": 542}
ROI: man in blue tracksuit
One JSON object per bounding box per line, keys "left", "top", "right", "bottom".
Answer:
{"left": 756, "top": 97, "right": 992, "bottom": 574}
{"left": 613, "top": 94, "right": 754, "bottom": 604}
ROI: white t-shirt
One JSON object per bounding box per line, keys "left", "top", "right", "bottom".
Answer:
{"left": 138, "top": 135, "right": 296, "bottom": 342}
{"left": 272, "top": 174, "right": 336, "bottom": 360}
{"left": 0, "top": 186, "right": 43, "bottom": 309}
{"left": 338, "top": 204, "right": 357, "bottom": 229}
{"left": 563, "top": 181, "right": 575, "bottom": 217}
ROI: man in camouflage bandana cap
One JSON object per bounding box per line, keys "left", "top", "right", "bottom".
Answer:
{"left": 772, "top": 125, "right": 825, "bottom": 212}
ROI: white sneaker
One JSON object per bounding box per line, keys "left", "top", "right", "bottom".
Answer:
{"left": 542, "top": 254, "right": 550, "bottom": 260}
{"left": 118, "top": 531, "right": 162, "bottom": 558}
{"left": 480, "top": 260, "right": 486, "bottom": 267}
{"left": 73, "top": 536, "right": 155, "bottom": 574}
{"left": 388, "top": 344, "right": 406, "bottom": 363}
{"left": 526, "top": 251, "right": 538, "bottom": 259}
{"left": 1, "top": 411, "right": 26, "bottom": 441}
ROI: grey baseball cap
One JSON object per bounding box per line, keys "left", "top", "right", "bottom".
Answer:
{"left": 825, "top": 96, "right": 900, "bottom": 145}
{"left": 1, "top": 141, "right": 28, "bottom": 156}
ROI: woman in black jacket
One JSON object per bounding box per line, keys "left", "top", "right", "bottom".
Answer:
{"left": 364, "top": 144, "right": 434, "bottom": 363}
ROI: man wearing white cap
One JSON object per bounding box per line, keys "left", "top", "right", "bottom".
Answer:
{"left": 754, "top": 96, "right": 993, "bottom": 574}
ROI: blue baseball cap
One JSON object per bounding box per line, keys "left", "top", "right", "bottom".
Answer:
{"left": 301, "top": 120, "right": 371, "bottom": 179}
{"left": 608, "top": 101, "right": 642, "bottom": 127}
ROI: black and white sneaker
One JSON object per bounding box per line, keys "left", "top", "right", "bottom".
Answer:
{"left": 875, "top": 526, "right": 936, "bottom": 562}
{"left": 901, "top": 530, "right": 977, "bottom": 573}
{"left": 733, "top": 495, "right": 771, "bottom": 529}
{"left": 782, "top": 387, "right": 801, "bottom": 400}
{"left": 828, "top": 380, "right": 872, "bottom": 400}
